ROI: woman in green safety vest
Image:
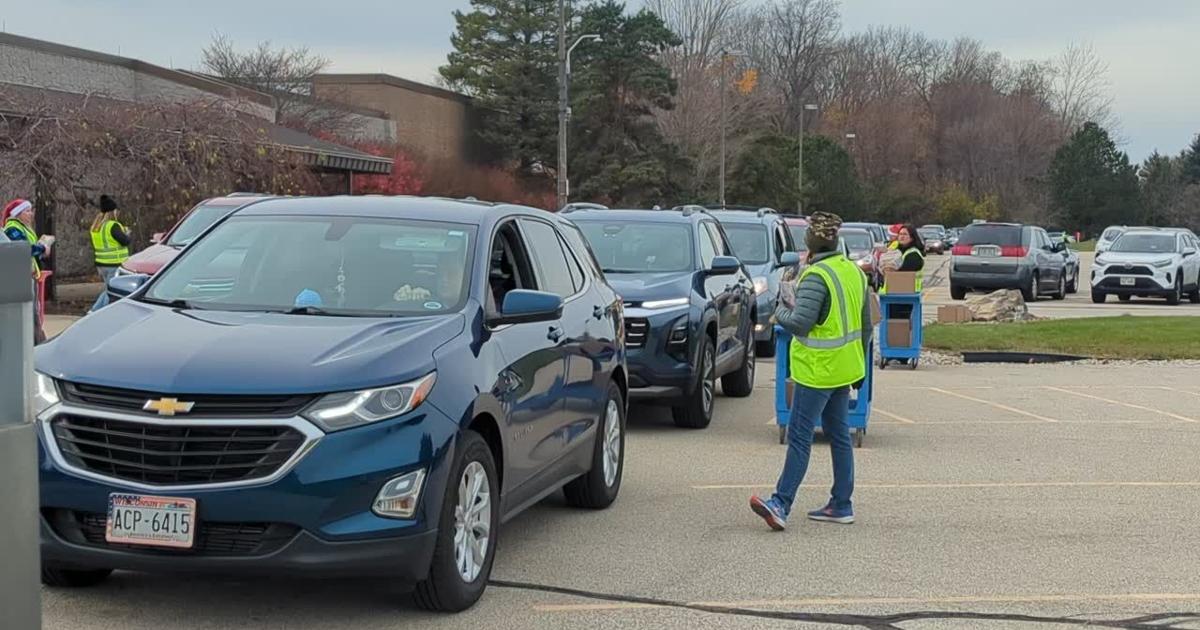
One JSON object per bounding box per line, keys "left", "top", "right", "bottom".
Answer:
{"left": 881, "top": 224, "right": 925, "bottom": 320}
{"left": 89, "top": 195, "right": 132, "bottom": 289}
{"left": 750, "top": 211, "right": 872, "bottom": 531}
{"left": 4, "top": 198, "right": 54, "bottom": 344}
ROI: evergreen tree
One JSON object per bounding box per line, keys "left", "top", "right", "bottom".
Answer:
{"left": 1181, "top": 133, "right": 1200, "bottom": 185}
{"left": 728, "top": 134, "right": 863, "bottom": 215}
{"left": 1047, "top": 122, "right": 1140, "bottom": 235}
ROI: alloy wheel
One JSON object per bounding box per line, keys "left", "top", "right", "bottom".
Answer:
{"left": 602, "top": 399, "right": 621, "bottom": 488}
{"left": 453, "top": 461, "right": 491, "bottom": 583}
{"left": 702, "top": 347, "right": 715, "bottom": 415}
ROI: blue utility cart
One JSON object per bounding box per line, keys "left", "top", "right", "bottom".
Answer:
{"left": 878, "top": 292, "right": 922, "bottom": 369}
{"left": 773, "top": 326, "right": 874, "bottom": 447}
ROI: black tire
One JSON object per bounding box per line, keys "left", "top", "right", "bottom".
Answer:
{"left": 673, "top": 338, "right": 715, "bottom": 429}
{"left": 41, "top": 568, "right": 112, "bottom": 588}
{"left": 1052, "top": 274, "right": 1066, "bottom": 300}
{"left": 778, "top": 424, "right": 786, "bottom": 445}
{"left": 950, "top": 284, "right": 967, "bottom": 300}
{"left": 1190, "top": 285, "right": 1200, "bottom": 304}
{"left": 1118, "top": 294, "right": 1131, "bottom": 302}
{"left": 1066, "top": 266, "right": 1078, "bottom": 293}
{"left": 756, "top": 331, "right": 777, "bottom": 359}
{"left": 564, "top": 382, "right": 625, "bottom": 509}
{"left": 721, "top": 329, "right": 755, "bottom": 398}
{"left": 1167, "top": 276, "right": 1182, "bottom": 305}
{"left": 1092, "top": 291, "right": 1106, "bottom": 304}
{"left": 1021, "top": 273, "right": 1038, "bottom": 302}
{"left": 413, "top": 431, "right": 500, "bottom": 613}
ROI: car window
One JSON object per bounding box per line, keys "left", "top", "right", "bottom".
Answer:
{"left": 787, "top": 224, "right": 809, "bottom": 251}
{"left": 841, "top": 231, "right": 874, "bottom": 251}
{"left": 1101, "top": 228, "right": 1123, "bottom": 241}
{"left": 958, "top": 224, "right": 1023, "bottom": 247}
{"left": 775, "top": 224, "right": 791, "bottom": 255}
{"left": 698, "top": 223, "right": 719, "bottom": 268}
{"left": 1110, "top": 233, "right": 1177, "bottom": 253}
{"left": 575, "top": 220, "right": 695, "bottom": 273}
{"left": 560, "top": 223, "right": 604, "bottom": 278}
{"left": 721, "top": 223, "right": 770, "bottom": 264}
{"left": 520, "top": 219, "right": 577, "bottom": 298}
{"left": 166, "top": 202, "right": 240, "bottom": 247}
{"left": 146, "top": 215, "right": 475, "bottom": 316}
{"left": 704, "top": 222, "right": 732, "bottom": 257}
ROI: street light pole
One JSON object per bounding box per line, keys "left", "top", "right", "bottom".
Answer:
{"left": 719, "top": 51, "right": 727, "bottom": 208}
{"left": 555, "top": 1, "right": 601, "bottom": 210}
{"left": 797, "top": 103, "right": 817, "bottom": 215}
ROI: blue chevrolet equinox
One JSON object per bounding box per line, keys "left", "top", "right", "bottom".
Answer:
{"left": 566, "top": 206, "right": 758, "bottom": 429}
{"left": 34, "top": 196, "right": 627, "bottom": 612}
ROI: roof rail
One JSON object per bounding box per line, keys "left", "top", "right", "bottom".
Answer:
{"left": 561, "top": 202, "right": 609, "bottom": 213}
{"left": 671, "top": 204, "right": 709, "bottom": 216}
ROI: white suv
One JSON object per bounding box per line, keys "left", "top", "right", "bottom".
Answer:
{"left": 1091, "top": 229, "right": 1200, "bottom": 304}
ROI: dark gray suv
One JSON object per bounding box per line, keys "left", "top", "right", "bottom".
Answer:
{"left": 950, "top": 223, "right": 1068, "bottom": 301}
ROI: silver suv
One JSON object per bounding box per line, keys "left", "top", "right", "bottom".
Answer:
{"left": 949, "top": 223, "right": 1068, "bottom": 301}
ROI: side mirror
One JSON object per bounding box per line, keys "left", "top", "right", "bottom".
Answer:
{"left": 777, "top": 251, "right": 801, "bottom": 268}
{"left": 492, "top": 290, "right": 563, "bottom": 325}
{"left": 107, "top": 273, "right": 151, "bottom": 300}
{"left": 1184, "top": 248, "right": 1197, "bottom": 258}
{"left": 707, "top": 255, "right": 740, "bottom": 275}
{"left": 150, "top": 232, "right": 165, "bottom": 244}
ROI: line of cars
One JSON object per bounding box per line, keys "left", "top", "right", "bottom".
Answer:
{"left": 1090, "top": 226, "right": 1200, "bottom": 304}
{"left": 38, "top": 196, "right": 832, "bottom": 613}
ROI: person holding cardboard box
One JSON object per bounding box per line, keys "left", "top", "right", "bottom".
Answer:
{"left": 750, "top": 211, "right": 872, "bottom": 530}
{"left": 881, "top": 224, "right": 925, "bottom": 320}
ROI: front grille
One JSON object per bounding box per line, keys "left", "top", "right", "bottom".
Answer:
{"left": 60, "top": 381, "right": 315, "bottom": 417}
{"left": 1098, "top": 277, "right": 1159, "bottom": 290}
{"left": 52, "top": 415, "right": 305, "bottom": 486}
{"left": 624, "top": 318, "right": 649, "bottom": 348}
{"left": 1104, "top": 266, "right": 1153, "bottom": 276}
{"left": 45, "top": 509, "right": 299, "bottom": 557}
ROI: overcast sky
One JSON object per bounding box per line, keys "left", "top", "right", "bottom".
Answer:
{"left": 4, "top": 0, "right": 1196, "bottom": 161}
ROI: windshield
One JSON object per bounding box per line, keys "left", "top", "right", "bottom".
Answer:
{"left": 721, "top": 224, "right": 770, "bottom": 264}
{"left": 575, "top": 221, "right": 694, "bottom": 273}
{"left": 841, "top": 232, "right": 874, "bottom": 251}
{"left": 918, "top": 229, "right": 942, "bottom": 241}
{"left": 787, "top": 225, "right": 809, "bottom": 251}
{"left": 958, "top": 225, "right": 1023, "bottom": 247}
{"left": 145, "top": 215, "right": 475, "bottom": 316}
{"left": 166, "top": 203, "right": 242, "bottom": 247}
{"left": 1110, "top": 233, "right": 1176, "bottom": 253}
{"left": 1101, "top": 228, "right": 1124, "bottom": 241}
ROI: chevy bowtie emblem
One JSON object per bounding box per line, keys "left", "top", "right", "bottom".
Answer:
{"left": 143, "top": 398, "right": 195, "bottom": 416}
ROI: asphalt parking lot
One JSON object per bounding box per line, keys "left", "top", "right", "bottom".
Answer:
{"left": 42, "top": 354, "right": 1200, "bottom": 629}
{"left": 922, "top": 251, "right": 1200, "bottom": 320}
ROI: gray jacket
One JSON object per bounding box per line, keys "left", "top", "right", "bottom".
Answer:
{"left": 774, "top": 251, "right": 873, "bottom": 357}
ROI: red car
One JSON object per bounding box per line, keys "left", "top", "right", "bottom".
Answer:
{"left": 120, "top": 194, "right": 271, "bottom": 276}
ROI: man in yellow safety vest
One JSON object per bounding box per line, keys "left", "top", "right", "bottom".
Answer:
{"left": 750, "top": 211, "right": 871, "bottom": 530}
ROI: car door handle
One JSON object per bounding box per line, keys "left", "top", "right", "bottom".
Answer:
{"left": 547, "top": 326, "right": 564, "bottom": 342}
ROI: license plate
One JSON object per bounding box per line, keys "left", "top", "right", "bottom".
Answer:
{"left": 1120, "top": 277, "right": 1136, "bottom": 286}
{"left": 973, "top": 246, "right": 999, "bottom": 257}
{"left": 106, "top": 494, "right": 196, "bottom": 549}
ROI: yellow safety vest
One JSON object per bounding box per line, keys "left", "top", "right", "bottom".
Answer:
{"left": 90, "top": 219, "right": 130, "bottom": 266}
{"left": 881, "top": 248, "right": 924, "bottom": 294}
{"left": 789, "top": 255, "right": 868, "bottom": 389}
{"left": 5, "top": 218, "right": 41, "bottom": 278}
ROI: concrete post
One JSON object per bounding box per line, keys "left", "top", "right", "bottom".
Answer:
{"left": 0, "top": 242, "right": 41, "bottom": 630}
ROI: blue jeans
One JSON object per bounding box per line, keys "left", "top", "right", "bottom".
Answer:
{"left": 91, "top": 266, "right": 117, "bottom": 312}
{"left": 770, "top": 383, "right": 855, "bottom": 517}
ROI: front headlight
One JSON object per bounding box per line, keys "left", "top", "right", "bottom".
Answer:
{"left": 1152, "top": 259, "right": 1173, "bottom": 268}
{"left": 641, "top": 297, "right": 689, "bottom": 309}
{"left": 34, "top": 372, "right": 61, "bottom": 417}
{"left": 1095, "top": 255, "right": 1108, "bottom": 265}
{"left": 752, "top": 277, "right": 768, "bottom": 295}
{"left": 303, "top": 372, "right": 436, "bottom": 432}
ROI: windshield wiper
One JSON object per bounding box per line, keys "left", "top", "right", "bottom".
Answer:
{"left": 283, "top": 305, "right": 336, "bottom": 316}
{"left": 601, "top": 268, "right": 639, "bottom": 274}
{"left": 139, "top": 297, "right": 193, "bottom": 309}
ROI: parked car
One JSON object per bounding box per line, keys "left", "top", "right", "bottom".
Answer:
{"left": 784, "top": 216, "right": 810, "bottom": 253}
{"left": 708, "top": 208, "right": 800, "bottom": 358}
{"left": 945, "top": 227, "right": 962, "bottom": 247}
{"left": 91, "top": 194, "right": 272, "bottom": 311}
{"left": 918, "top": 227, "right": 947, "bottom": 255}
{"left": 844, "top": 222, "right": 888, "bottom": 248}
{"left": 1059, "top": 241, "right": 1081, "bottom": 294}
{"left": 839, "top": 227, "right": 880, "bottom": 288}
{"left": 949, "top": 222, "right": 1068, "bottom": 301}
{"left": 36, "top": 196, "right": 627, "bottom": 612}
{"left": 1091, "top": 229, "right": 1200, "bottom": 304}
{"left": 1095, "top": 226, "right": 1128, "bottom": 254}
{"left": 567, "top": 206, "right": 758, "bottom": 429}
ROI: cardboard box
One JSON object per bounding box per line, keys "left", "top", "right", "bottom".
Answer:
{"left": 886, "top": 318, "right": 911, "bottom": 347}
{"left": 883, "top": 270, "right": 918, "bottom": 294}
{"left": 937, "top": 304, "right": 972, "bottom": 324}
{"left": 868, "top": 293, "right": 882, "bottom": 326}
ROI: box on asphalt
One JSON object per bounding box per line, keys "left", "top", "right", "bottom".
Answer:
{"left": 937, "top": 305, "right": 972, "bottom": 324}
{"left": 883, "top": 271, "right": 918, "bottom": 294}
{"left": 886, "top": 318, "right": 911, "bottom": 347}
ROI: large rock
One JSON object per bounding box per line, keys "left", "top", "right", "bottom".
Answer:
{"left": 964, "top": 289, "right": 1031, "bottom": 322}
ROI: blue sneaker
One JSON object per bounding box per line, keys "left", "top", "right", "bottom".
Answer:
{"left": 749, "top": 495, "right": 787, "bottom": 531}
{"left": 807, "top": 505, "right": 854, "bottom": 524}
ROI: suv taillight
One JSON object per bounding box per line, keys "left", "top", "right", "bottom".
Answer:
{"left": 1000, "top": 246, "right": 1028, "bottom": 257}
{"left": 951, "top": 244, "right": 971, "bottom": 255}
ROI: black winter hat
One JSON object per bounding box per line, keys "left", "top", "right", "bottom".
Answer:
{"left": 99, "top": 195, "right": 117, "bottom": 212}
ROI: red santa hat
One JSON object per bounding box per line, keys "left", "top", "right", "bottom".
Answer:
{"left": 4, "top": 199, "right": 32, "bottom": 220}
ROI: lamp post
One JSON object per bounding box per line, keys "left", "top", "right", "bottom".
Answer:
{"left": 718, "top": 49, "right": 746, "bottom": 208}
{"left": 796, "top": 103, "right": 818, "bottom": 214}
{"left": 556, "top": 1, "right": 602, "bottom": 209}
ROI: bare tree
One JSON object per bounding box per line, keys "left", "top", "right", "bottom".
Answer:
{"left": 1048, "top": 42, "right": 1115, "bottom": 135}
{"left": 200, "top": 34, "right": 363, "bottom": 137}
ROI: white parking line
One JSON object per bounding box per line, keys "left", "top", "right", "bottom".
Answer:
{"left": 691, "top": 481, "right": 1200, "bottom": 490}
{"left": 1042, "top": 386, "right": 1198, "bottom": 423}
{"left": 925, "top": 387, "right": 1058, "bottom": 423}
{"left": 873, "top": 407, "right": 916, "bottom": 424}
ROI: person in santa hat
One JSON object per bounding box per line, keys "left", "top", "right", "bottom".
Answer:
{"left": 4, "top": 198, "right": 54, "bottom": 343}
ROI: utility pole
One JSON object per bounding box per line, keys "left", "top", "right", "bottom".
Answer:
{"left": 797, "top": 103, "right": 818, "bottom": 215}
{"left": 556, "top": 0, "right": 569, "bottom": 210}
{"left": 719, "top": 53, "right": 726, "bottom": 208}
